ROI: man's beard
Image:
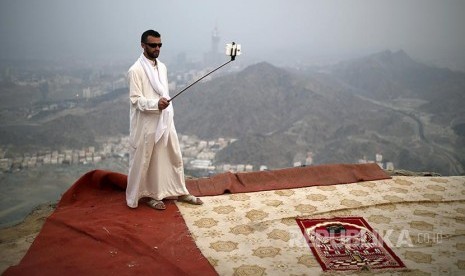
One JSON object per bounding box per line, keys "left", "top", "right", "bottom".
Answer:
{"left": 147, "top": 51, "right": 159, "bottom": 59}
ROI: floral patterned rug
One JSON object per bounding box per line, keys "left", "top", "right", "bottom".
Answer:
{"left": 177, "top": 176, "right": 465, "bottom": 275}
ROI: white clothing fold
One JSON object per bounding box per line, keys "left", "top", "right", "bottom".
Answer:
{"left": 138, "top": 54, "right": 173, "bottom": 145}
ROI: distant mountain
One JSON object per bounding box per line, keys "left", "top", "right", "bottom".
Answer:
{"left": 174, "top": 62, "right": 314, "bottom": 138}
{"left": 330, "top": 50, "right": 465, "bottom": 125}
{"left": 173, "top": 52, "right": 465, "bottom": 175}
{"left": 0, "top": 88, "right": 129, "bottom": 152}
{"left": 331, "top": 50, "right": 442, "bottom": 99}
{"left": 1, "top": 50, "right": 464, "bottom": 175}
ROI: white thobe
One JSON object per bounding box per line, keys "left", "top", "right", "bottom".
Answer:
{"left": 126, "top": 59, "right": 188, "bottom": 208}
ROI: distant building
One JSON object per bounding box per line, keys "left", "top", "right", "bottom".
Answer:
{"left": 386, "top": 162, "right": 395, "bottom": 170}
{"left": 222, "top": 164, "right": 231, "bottom": 172}
{"left": 203, "top": 25, "right": 223, "bottom": 67}
{"left": 305, "top": 151, "right": 314, "bottom": 166}
{"left": 0, "top": 158, "right": 11, "bottom": 172}
{"left": 190, "top": 159, "right": 212, "bottom": 170}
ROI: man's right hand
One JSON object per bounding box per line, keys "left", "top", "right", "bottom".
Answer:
{"left": 158, "top": 97, "right": 170, "bottom": 110}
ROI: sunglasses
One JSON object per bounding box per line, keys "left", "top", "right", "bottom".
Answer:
{"left": 144, "top": 42, "right": 163, "bottom": 48}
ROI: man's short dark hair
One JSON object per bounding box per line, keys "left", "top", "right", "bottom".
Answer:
{"left": 141, "top": 30, "right": 161, "bottom": 43}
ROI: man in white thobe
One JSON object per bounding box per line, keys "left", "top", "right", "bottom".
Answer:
{"left": 126, "top": 30, "right": 203, "bottom": 210}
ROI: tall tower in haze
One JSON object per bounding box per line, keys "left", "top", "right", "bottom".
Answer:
{"left": 204, "top": 24, "right": 222, "bottom": 67}
{"left": 211, "top": 25, "right": 220, "bottom": 55}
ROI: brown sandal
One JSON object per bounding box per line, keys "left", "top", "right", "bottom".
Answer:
{"left": 147, "top": 199, "right": 166, "bottom": 210}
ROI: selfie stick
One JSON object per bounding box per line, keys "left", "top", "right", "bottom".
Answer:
{"left": 168, "top": 42, "right": 241, "bottom": 102}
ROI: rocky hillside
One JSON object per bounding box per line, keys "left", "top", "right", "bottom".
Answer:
{"left": 1, "top": 50, "right": 464, "bottom": 175}
{"left": 172, "top": 56, "right": 464, "bottom": 175}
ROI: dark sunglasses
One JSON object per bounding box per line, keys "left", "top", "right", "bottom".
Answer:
{"left": 144, "top": 42, "right": 162, "bottom": 48}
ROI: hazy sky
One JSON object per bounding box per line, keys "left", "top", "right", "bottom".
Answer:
{"left": 1, "top": 0, "right": 464, "bottom": 69}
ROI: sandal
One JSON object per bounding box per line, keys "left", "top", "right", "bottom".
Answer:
{"left": 178, "top": 194, "right": 203, "bottom": 205}
{"left": 147, "top": 199, "right": 166, "bottom": 210}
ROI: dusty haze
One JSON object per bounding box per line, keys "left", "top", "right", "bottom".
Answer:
{"left": 1, "top": 0, "right": 464, "bottom": 70}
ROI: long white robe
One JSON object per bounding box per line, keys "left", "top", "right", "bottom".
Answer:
{"left": 126, "top": 59, "right": 188, "bottom": 208}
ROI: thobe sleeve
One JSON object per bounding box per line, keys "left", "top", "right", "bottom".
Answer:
{"left": 128, "top": 69, "right": 160, "bottom": 113}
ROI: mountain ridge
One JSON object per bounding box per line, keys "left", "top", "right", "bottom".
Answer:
{"left": 1, "top": 50, "right": 463, "bottom": 175}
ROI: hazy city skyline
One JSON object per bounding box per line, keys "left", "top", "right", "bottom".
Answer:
{"left": 1, "top": 0, "right": 465, "bottom": 70}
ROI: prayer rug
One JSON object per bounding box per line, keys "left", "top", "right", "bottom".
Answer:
{"left": 296, "top": 217, "right": 406, "bottom": 272}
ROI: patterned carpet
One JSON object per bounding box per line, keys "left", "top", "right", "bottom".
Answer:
{"left": 177, "top": 176, "right": 465, "bottom": 275}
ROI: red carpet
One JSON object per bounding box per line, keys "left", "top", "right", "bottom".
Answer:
{"left": 4, "top": 163, "right": 390, "bottom": 275}
{"left": 296, "top": 217, "right": 406, "bottom": 272}
{"left": 4, "top": 170, "right": 217, "bottom": 276}
{"left": 187, "top": 163, "right": 389, "bottom": 196}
